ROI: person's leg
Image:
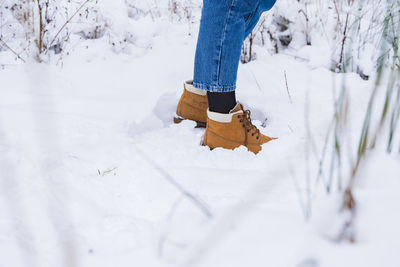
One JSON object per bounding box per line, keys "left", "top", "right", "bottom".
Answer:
{"left": 193, "top": 0, "right": 260, "bottom": 113}
{"left": 206, "top": 91, "right": 237, "bottom": 114}
{"left": 193, "top": 0, "right": 278, "bottom": 153}
{"left": 244, "top": 0, "right": 276, "bottom": 38}
{"left": 175, "top": 0, "right": 277, "bottom": 122}
{"left": 204, "top": 0, "right": 280, "bottom": 114}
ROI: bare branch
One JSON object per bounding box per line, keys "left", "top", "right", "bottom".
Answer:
{"left": 284, "top": 70, "right": 293, "bottom": 104}
{"left": 0, "top": 38, "right": 26, "bottom": 63}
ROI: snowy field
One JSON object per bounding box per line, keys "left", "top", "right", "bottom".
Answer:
{"left": 1, "top": 2, "right": 400, "bottom": 267}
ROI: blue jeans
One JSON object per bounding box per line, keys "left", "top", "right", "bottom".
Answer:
{"left": 193, "top": 0, "right": 276, "bottom": 92}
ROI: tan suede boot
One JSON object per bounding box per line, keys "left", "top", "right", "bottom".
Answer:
{"left": 203, "top": 103, "right": 276, "bottom": 154}
{"left": 174, "top": 80, "right": 208, "bottom": 127}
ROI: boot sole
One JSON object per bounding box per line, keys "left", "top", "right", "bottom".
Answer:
{"left": 173, "top": 115, "right": 206, "bottom": 128}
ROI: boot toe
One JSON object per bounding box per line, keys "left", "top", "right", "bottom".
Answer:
{"left": 260, "top": 134, "right": 277, "bottom": 145}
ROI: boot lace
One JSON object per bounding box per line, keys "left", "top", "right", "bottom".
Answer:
{"left": 237, "top": 108, "right": 261, "bottom": 146}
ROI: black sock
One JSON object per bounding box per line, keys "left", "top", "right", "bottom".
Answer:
{"left": 207, "top": 91, "right": 237, "bottom": 114}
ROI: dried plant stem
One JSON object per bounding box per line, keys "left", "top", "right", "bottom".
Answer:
{"left": 339, "top": 1, "right": 399, "bottom": 242}
{"left": 46, "top": 0, "right": 93, "bottom": 54}
{"left": 36, "top": 0, "right": 44, "bottom": 53}
{"left": 339, "top": 13, "right": 350, "bottom": 72}
{"left": 0, "top": 38, "right": 26, "bottom": 62}
{"left": 284, "top": 70, "right": 293, "bottom": 104}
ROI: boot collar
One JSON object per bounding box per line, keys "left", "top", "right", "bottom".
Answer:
{"left": 207, "top": 103, "right": 243, "bottom": 123}
{"left": 184, "top": 80, "right": 207, "bottom": 96}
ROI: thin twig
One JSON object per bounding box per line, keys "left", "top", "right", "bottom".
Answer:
{"left": 247, "top": 65, "right": 263, "bottom": 92}
{"left": 36, "top": 0, "right": 44, "bottom": 53}
{"left": 0, "top": 38, "right": 26, "bottom": 63}
{"left": 284, "top": 70, "right": 293, "bottom": 104}
{"left": 46, "top": 0, "right": 93, "bottom": 53}
{"left": 339, "top": 13, "right": 350, "bottom": 72}
{"left": 298, "top": 9, "right": 311, "bottom": 45}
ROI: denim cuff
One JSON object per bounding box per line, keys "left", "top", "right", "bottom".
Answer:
{"left": 193, "top": 81, "right": 236, "bottom": 92}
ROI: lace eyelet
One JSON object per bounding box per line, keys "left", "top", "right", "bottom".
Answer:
{"left": 242, "top": 124, "right": 245, "bottom": 128}
{"left": 251, "top": 133, "right": 254, "bottom": 136}
{"left": 237, "top": 115, "right": 240, "bottom": 118}
{"left": 256, "top": 136, "right": 259, "bottom": 140}
{"left": 239, "top": 119, "right": 243, "bottom": 122}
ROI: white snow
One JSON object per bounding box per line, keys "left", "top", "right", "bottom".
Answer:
{"left": 1, "top": 2, "right": 399, "bottom": 267}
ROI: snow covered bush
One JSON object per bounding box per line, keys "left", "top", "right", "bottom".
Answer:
{"left": 2, "top": 0, "right": 398, "bottom": 72}
{"left": 1, "top": 0, "right": 86, "bottom": 60}
{"left": 243, "top": 0, "right": 400, "bottom": 78}
{"left": 0, "top": 0, "right": 136, "bottom": 62}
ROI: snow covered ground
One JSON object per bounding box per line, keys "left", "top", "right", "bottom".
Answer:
{"left": 1, "top": 9, "right": 400, "bottom": 267}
